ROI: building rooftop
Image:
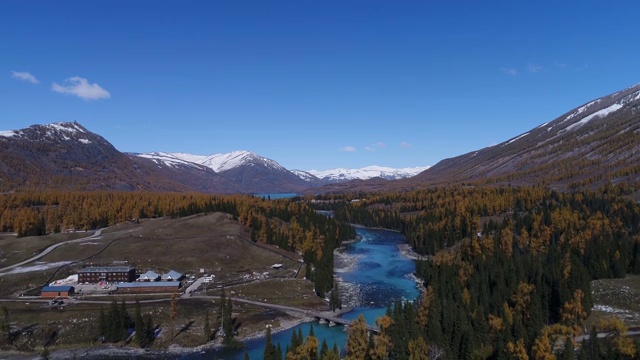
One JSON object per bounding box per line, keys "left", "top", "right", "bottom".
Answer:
{"left": 42, "top": 285, "right": 74, "bottom": 292}
{"left": 79, "top": 266, "right": 134, "bottom": 273}
{"left": 139, "top": 270, "right": 160, "bottom": 280}
{"left": 162, "top": 270, "right": 183, "bottom": 281}
{"left": 117, "top": 281, "right": 180, "bottom": 288}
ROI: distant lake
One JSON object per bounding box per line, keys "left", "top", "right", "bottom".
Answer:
{"left": 253, "top": 193, "right": 298, "bottom": 200}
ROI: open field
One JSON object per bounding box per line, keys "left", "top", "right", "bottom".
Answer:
{"left": 585, "top": 275, "right": 640, "bottom": 328}
{"left": 0, "top": 232, "right": 86, "bottom": 269}
{"left": 30, "top": 213, "right": 301, "bottom": 282}
{"left": 211, "top": 278, "right": 327, "bottom": 310}
{"left": 0, "top": 213, "right": 323, "bottom": 355}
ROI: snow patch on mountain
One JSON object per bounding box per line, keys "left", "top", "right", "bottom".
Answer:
{"left": 562, "top": 99, "right": 601, "bottom": 123}
{"left": 565, "top": 90, "right": 640, "bottom": 132}
{"left": 503, "top": 132, "right": 529, "bottom": 146}
{"left": 137, "top": 152, "right": 207, "bottom": 168}
{"left": 291, "top": 170, "right": 319, "bottom": 182}
{"left": 307, "top": 165, "right": 429, "bottom": 182}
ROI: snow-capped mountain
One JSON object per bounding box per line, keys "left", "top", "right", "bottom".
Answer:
{"left": 137, "top": 150, "right": 286, "bottom": 173}
{"left": 302, "top": 166, "right": 429, "bottom": 183}
{"left": 135, "top": 150, "right": 313, "bottom": 193}
{"left": 0, "top": 121, "right": 95, "bottom": 145}
{"left": 138, "top": 152, "right": 428, "bottom": 184}
{"left": 0, "top": 121, "right": 236, "bottom": 192}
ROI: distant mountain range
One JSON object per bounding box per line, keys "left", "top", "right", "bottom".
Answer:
{"left": 0, "top": 123, "right": 426, "bottom": 193}
{"left": 1, "top": 82, "right": 638, "bottom": 194}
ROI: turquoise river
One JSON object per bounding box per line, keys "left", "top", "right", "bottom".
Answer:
{"left": 199, "top": 227, "right": 421, "bottom": 359}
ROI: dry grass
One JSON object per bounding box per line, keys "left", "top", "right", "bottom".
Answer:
{"left": 0, "top": 212, "right": 325, "bottom": 353}
{"left": 40, "top": 213, "right": 301, "bottom": 282}
{"left": 223, "top": 279, "right": 327, "bottom": 310}
{"left": 0, "top": 268, "right": 70, "bottom": 298}
{"left": 0, "top": 232, "right": 85, "bottom": 268}
{"left": 585, "top": 274, "right": 640, "bottom": 328}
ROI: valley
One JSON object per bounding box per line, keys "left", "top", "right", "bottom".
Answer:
{"left": 0, "top": 185, "right": 639, "bottom": 359}
{"left": 4, "top": 1, "right": 640, "bottom": 358}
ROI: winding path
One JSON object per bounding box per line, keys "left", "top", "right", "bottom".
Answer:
{"left": 0, "top": 229, "right": 103, "bottom": 274}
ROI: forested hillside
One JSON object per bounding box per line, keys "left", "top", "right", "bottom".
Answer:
{"left": 3, "top": 185, "right": 640, "bottom": 358}
{"left": 312, "top": 185, "right": 640, "bottom": 358}
{"left": 0, "top": 192, "right": 354, "bottom": 296}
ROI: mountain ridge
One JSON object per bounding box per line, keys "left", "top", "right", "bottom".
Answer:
{"left": 402, "top": 82, "right": 640, "bottom": 190}
{"left": 2, "top": 82, "right": 638, "bottom": 194}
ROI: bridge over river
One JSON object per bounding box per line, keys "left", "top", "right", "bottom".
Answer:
{"left": 191, "top": 295, "right": 379, "bottom": 333}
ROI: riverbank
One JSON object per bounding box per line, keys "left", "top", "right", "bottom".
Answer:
{"left": 39, "top": 305, "right": 355, "bottom": 360}
{"left": 397, "top": 243, "right": 430, "bottom": 261}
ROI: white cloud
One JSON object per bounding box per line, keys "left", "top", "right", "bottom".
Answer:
{"left": 51, "top": 76, "right": 111, "bottom": 101}
{"left": 400, "top": 142, "right": 412, "bottom": 148}
{"left": 527, "top": 64, "right": 542, "bottom": 73}
{"left": 554, "top": 61, "right": 567, "bottom": 68}
{"left": 11, "top": 71, "right": 39, "bottom": 84}
{"left": 365, "top": 142, "right": 386, "bottom": 152}
{"left": 502, "top": 68, "right": 517, "bottom": 76}
{"left": 339, "top": 146, "right": 357, "bottom": 152}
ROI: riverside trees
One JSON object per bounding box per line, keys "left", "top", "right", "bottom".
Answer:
{"left": 314, "top": 185, "right": 640, "bottom": 358}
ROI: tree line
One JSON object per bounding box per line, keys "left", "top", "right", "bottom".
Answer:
{"left": 311, "top": 185, "right": 640, "bottom": 358}
{"left": 0, "top": 191, "right": 355, "bottom": 297}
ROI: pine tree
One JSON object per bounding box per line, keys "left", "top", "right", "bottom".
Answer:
{"left": 290, "top": 328, "right": 300, "bottom": 353}
{"left": 264, "top": 326, "right": 276, "bottom": 360}
{"left": 276, "top": 342, "right": 283, "bottom": 360}
{"left": 223, "top": 297, "right": 234, "bottom": 343}
{"left": 144, "top": 314, "right": 154, "bottom": 347}
{"left": 333, "top": 343, "right": 340, "bottom": 358}
{"left": 203, "top": 312, "right": 211, "bottom": 341}
{"left": 320, "top": 339, "right": 329, "bottom": 359}
{"left": 329, "top": 281, "right": 342, "bottom": 312}
{"left": 0, "top": 306, "right": 9, "bottom": 345}
{"left": 97, "top": 306, "right": 107, "bottom": 341}
{"left": 170, "top": 292, "right": 178, "bottom": 339}
{"left": 559, "top": 337, "right": 575, "bottom": 360}
{"left": 134, "top": 298, "right": 144, "bottom": 347}
{"left": 107, "top": 300, "right": 120, "bottom": 342}
{"left": 119, "top": 299, "right": 129, "bottom": 341}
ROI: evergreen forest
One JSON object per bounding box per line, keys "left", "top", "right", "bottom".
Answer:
{"left": 2, "top": 184, "right": 640, "bottom": 358}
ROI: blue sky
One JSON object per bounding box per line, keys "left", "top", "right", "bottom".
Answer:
{"left": 1, "top": 1, "right": 639, "bottom": 170}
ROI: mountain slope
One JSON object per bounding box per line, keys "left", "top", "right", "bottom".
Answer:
{"left": 136, "top": 151, "right": 316, "bottom": 193}
{"left": 406, "top": 83, "right": 640, "bottom": 189}
{"left": 0, "top": 122, "right": 237, "bottom": 192}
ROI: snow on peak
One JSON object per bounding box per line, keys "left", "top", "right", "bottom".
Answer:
{"left": 0, "top": 130, "right": 17, "bottom": 138}
{"left": 200, "top": 150, "right": 286, "bottom": 172}
{"left": 137, "top": 152, "right": 207, "bottom": 168}
{"left": 0, "top": 121, "right": 90, "bottom": 143}
{"left": 138, "top": 150, "right": 287, "bottom": 173}
{"left": 307, "top": 165, "right": 429, "bottom": 182}
{"left": 291, "top": 170, "right": 318, "bottom": 182}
